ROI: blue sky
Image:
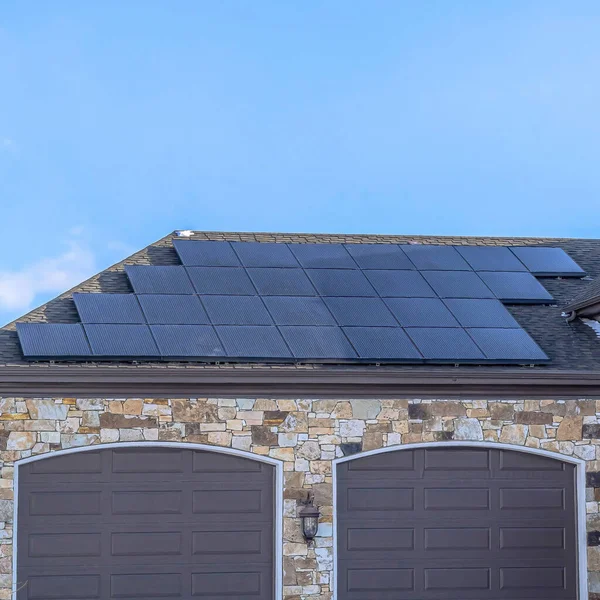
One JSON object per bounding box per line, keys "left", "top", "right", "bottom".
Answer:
{"left": 1, "top": 1, "right": 599, "bottom": 325}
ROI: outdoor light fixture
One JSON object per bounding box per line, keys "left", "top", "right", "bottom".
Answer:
{"left": 300, "top": 491, "right": 320, "bottom": 542}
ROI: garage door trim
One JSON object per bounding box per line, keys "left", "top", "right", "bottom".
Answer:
{"left": 332, "top": 441, "right": 587, "bottom": 600}
{"left": 13, "top": 441, "right": 284, "bottom": 600}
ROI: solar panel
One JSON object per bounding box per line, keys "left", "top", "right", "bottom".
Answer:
{"left": 510, "top": 247, "right": 585, "bottom": 277}
{"left": 306, "top": 269, "right": 377, "bottom": 297}
{"left": 125, "top": 266, "right": 195, "bottom": 295}
{"left": 422, "top": 271, "right": 495, "bottom": 299}
{"left": 477, "top": 272, "right": 554, "bottom": 304}
{"left": 467, "top": 328, "right": 548, "bottom": 362}
{"left": 364, "top": 270, "right": 436, "bottom": 298}
{"left": 288, "top": 243, "right": 356, "bottom": 269}
{"left": 73, "top": 293, "right": 145, "bottom": 324}
{"left": 137, "top": 295, "right": 210, "bottom": 325}
{"left": 443, "top": 298, "right": 519, "bottom": 328}
{"left": 455, "top": 246, "right": 527, "bottom": 272}
{"left": 262, "top": 296, "right": 337, "bottom": 326}
{"left": 187, "top": 267, "right": 256, "bottom": 295}
{"left": 150, "top": 325, "right": 224, "bottom": 357}
{"left": 384, "top": 298, "right": 459, "bottom": 327}
{"left": 342, "top": 327, "right": 422, "bottom": 360}
{"left": 173, "top": 240, "right": 240, "bottom": 267}
{"left": 406, "top": 328, "right": 485, "bottom": 361}
{"left": 344, "top": 244, "right": 414, "bottom": 270}
{"left": 17, "top": 323, "right": 92, "bottom": 358}
{"left": 231, "top": 242, "right": 299, "bottom": 267}
{"left": 215, "top": 326, "right": 292, "bottom": 358}
{"left": 401, "top": 245, "right": 471, "bottom": 270}
{"left": 84, "top": 324, "right": 159, "bottom": 357}
{"left": 279, "top": 326, "right": 357, "bottom": 359}
{"left": 324, "top": 297, "right": 398, "bottom": 326}
{"left": 202, "top": 295, "right": 273, "bottom": 325}
{"left": 248, "top": 268, "right": 316, "bottom": 296}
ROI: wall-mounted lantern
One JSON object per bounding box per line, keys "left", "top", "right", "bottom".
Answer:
{"left": 300, "top": 491, "right": 320, "bottom": 542}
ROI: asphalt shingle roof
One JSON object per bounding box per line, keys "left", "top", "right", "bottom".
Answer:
{"left": 2, "top": 230, "right": 600, "bottom": 372}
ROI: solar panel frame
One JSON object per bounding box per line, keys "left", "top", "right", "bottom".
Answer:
{"left": 279, "top": 326, "right": 358, "bottom": 360}
{"left": 384, "top": 297, "right": 459, "bottom": 327}
{"left": 231, "top": 242, "right": 299, "bottom": 268}
{"left": 73, "top": 293, "right": 145, "bottom": 324}
{"left": 477, "top": 271, "right": 554, "bottom": 304}
{"left": 324, "top": 297, "right": 398, "bottom": 326}
{"left": 262, "top": 296, "right": 337, "bottom": 326}
{"left": 509, "top": 246, "right": 586, "bottom": 277}
{"left": 84, "top": 324, "right": 160, "bottom": 357}
{"left": 288, "top": 243, "right": 357, "bottom": 269}
{"left": 202, "top": 295, "right": 274, "bottom": 326}
{"left": 422, "top": 271, "right": 495, "bottom": 299}
{"left": 17, "top": 323, "right": 92, "bottom": 358}
{"left": 187, "top": 267, "right": 257, "bottom": 295}
{"left": 401, "top": 245, "right": 472, "bottom": 271}
{"left": 150, "top": 325, "right": 225, "bottom": 357}
{"left": 406, "top": 327, "right": 486, "bottom": 361}
{"left": 137, "top": 294, "right": 210, "bottom": 325}
{"left": 247, "top": 268, "right": 317, "bottom": 296}
{"left": 173, "top": 240, "right": 241, "bottom": 267}
{"left": 466, "top": 327, "right": 549, "bottom": 363}
{"left": 215, "top": 325, "right": 292, "bottom": 359}
{"left": 455, "top": 246, "right": 528, "bottom": 272}
{"left": 342, "top": 327, "right": 423, "bottom": 361}
{"left": 443, "top": 298, "right": 520, "bottom": 328}
{"left": 306, "top": 269, "right": 378, "bottom": 297}
{"left": 364, "top": 270, "right": 436, "bottom": 298}
{"left": 125, "top": 266, "right": 195, "bottom": 295}
{"left": 344, "top": 244, "right": 414, "bottom": 270}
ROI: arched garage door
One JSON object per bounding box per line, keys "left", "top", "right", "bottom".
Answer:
{"left": 336, "top": 446, "right": 578, "bottom": 600}
{"left": 17, "top": 446, "right": 275, "bottom": 600}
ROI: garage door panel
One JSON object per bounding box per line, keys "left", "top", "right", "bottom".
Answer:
{"left": 18, "top": 448, "right": 275, "bottom": 600}
{"left": 337, "top": 447, "right": 578, "bottom": 600}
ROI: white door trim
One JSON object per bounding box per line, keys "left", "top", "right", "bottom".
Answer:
{"left": 12, "top": 441, "right": 284, "bottom": 600}
{"left": 331, "top": 441, "right": 588, "bottom": 600}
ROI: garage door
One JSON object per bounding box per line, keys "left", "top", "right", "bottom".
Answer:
{"left": 17, "top": 446, "right": 275, "bottom": 600}
{"left": 336, "top": 447, "right": 578, "bottom": 600}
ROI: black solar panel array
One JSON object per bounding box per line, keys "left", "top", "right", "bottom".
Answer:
{"left": 17, "top": 242, "right": 586, "bottom": 364}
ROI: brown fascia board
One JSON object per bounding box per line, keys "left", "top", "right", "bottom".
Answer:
{"left": 1, "top": 366, "right": 600, "bottom": 398}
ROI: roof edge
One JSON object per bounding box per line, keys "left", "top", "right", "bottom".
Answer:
{"left": 1, "top": 366, "right": 600, "bottom": 398}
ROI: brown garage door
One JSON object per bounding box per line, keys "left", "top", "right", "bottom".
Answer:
{"left": 17, "top": 446, "right": 275, "bottom": 600}
{"left": 336, "top": 447, "right": 578, "bottom": 600}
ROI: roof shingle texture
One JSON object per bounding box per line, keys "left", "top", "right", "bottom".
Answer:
{"left": 2, "top": 230, "right": 599, "bottom": 372}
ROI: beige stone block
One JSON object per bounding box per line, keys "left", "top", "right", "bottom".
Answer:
{"left": 529, "top": 424, "right": 547, "bottom": 438}
{"left": 254, "top": 399, "right": 278, "bottom": 411}
{"left": 277, "top": 400, "right": 297, "bottom": 411}
{"left": 331, "top": 402, "right": 352, "bottom": 419}
{"left": 238, "top": 411, "right": 264, "bottom": 425}
{"left": 525, "top": 436, "right": 540, "bottom": 448}
{"left": 7, "top": 432, "right": 36, "bottom": 450}
{"left": 218, "top": 407, "right": 236, "bottom": 420}
{"left": 269, "top": 447, "right": 295, "bottom": 461}
{"left": 171, "top": 400, "right": 218, "bottom": 423}
{"left": 392, "top": 421, "right": 409, "bottom": 434}
{"left": 556, "top": 416, "right": 583, "bottom": 441}
{"left": 483, "top": 430, "right": 499, "bottom": 442}
{"left": 283, "top": 542, "right": 308, "bottom": 556}
{"left": 499, "top": 424, "right": 527, "bottom": 445}
{"left": 207, "top": 432, "right": 232, "bottom": 446}
{"left": 310, "top": 461, "right": 331, "bottom": 475}
{"left": 26, "top": 400, "right": 68, "bottom": 420}
{"left": 108, "top": 401, "right": 124, "bottom": 414}
{"left": 226, "top": 419, "right": 244, "bottom": 431}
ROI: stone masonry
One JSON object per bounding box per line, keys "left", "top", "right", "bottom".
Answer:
{"left": 0, "top": 397, "right": 599, "bottom": 599}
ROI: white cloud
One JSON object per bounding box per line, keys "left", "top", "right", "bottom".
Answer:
{"left": 0, "top": 239, "right": 96, "bottom": 312}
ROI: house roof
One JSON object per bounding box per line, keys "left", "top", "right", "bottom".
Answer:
{"left": 2, "top": 230, "right": 600, "bottom": 386}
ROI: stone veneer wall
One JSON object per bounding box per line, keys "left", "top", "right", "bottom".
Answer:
{"left": 0, "top": 397, "right": 599, "bottom": 600}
